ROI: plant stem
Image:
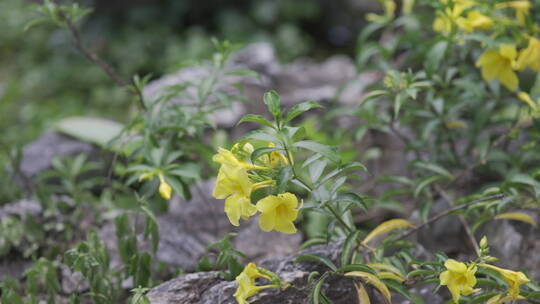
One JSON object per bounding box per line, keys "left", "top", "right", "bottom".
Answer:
{"left": 395, "top": 193, "right": 505, "bottom": 240}
{"left": 281, "top": 137, "right": 353, "bottom": 233}
{"left": 325, "top": 204, "right": 354, "bottom": 233}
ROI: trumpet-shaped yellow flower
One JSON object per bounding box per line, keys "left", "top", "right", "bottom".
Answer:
{"left": 213, "top": 166, "right": 256, "bottom": 226}
{"left": 433, "top": 0, "right": 475, "bottom": 33}
{"left": 496, "top": 1, "right": 531, "bottom": 24}
{"left": 456, "top": 10, "right": 494, "bottom": 32}
{"left": 476, "top": 44, "right": 519, "bottom": 91}
{"left": 213, "top": 147, "right": 266, "bottom": 171}
{"left": 439, "top": 259, "right": 478, "bottom": 303}
{"left": 480, "top": 264, "right": 530, "bottom": 299}
{"left": 234, "top": 263, "right": 277, "bottom": 304}
{"left": 516, "top": 37, "right": 540, "bottom": 72}
{"left": 256, "top": 193, "right": 300, "bottom": 234}
{"left": 213, "top": 165, "right": 273, "bottom": 226}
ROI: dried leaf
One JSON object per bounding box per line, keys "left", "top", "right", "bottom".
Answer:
{"left": 346, "top": 271, "right": 391, "bottom": 303}
{"left": 362, "top": 219, "right": 415, "bottom": 245}
{"left": 494, "top": 212, "right": 537, "bottom": 227}
{"left": 354, "top": 282, "right": 371, "bottom": 304}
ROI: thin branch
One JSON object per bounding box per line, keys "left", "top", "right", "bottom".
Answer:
{"left": 435, "top": 185, "right": 480, "bottom": 255}
{"left": 60, "top": 12, "right": 127, "bottom": 87}
{"left": 395, "top": 193, "right": 505, "bottom": 241}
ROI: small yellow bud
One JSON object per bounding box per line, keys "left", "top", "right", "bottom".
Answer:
{"left": 158, "top": 174, "right": 172, "bottom": 200}
{"left": 479, "top": 236, "right": 488, "bottom": 249}
{"left": 485, "top": 256, "right": 498, "bottom": 263}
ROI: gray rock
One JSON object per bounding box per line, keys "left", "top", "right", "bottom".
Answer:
{"left": 143, "top": 43, "right": 376, "bottom": 128}
{"left": 0, "top": 258, "right": 33, "bottom": 281}
{"left": 148, "top": 242, "right": 364, "bottom": 304}
{"left": 100, "top": 179, "right": 301, "bottom": 273}
{"left": 483, "top": 215, "right": 540, "bottom": 281}
{"left": 18, "top": 130, "right": 95, "bottom": 180}
{"left": 0, "top": 199, "right": 42, "bottom": 220}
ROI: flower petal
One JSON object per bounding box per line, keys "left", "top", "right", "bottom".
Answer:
{"left": 258, "top": 209, "right": 276, "bottom": 231}
{"left": 445, "top": 259, "right": 467, "bottom": 273}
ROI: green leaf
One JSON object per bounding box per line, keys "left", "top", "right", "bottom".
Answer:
{"left": 133, "top": 253, "right": 151, "bottom": 288}
{"left": 394, "top": 93, "right": 406, "bottom": 119}
{"left": 425, "top": 40, "right": 448, "bottom": 74}
{"left": 141, "top": 206, "right": 160, "bottom": 253}
{"left": 168, "top": 164, "right": 200, "bottom": 180}
{"left": 55, "top": 117, "right": 124, "bottom": 148}
{"left": 263, "top": 91, "right": 281, "bottom": 120}
{"left": 336, "top": 264, "right": 376, "bottom": 274}
{"left": 165, "top": 176, "right": 192, "bottom": 200}
{"left": 226, "top": 69, "right": 259, "bottom": 78}
{"left": 413, "top": 175, "right": 446, "bottom": 198}
{"left": 340, "top": 230, "right": 361, "bottom": 266}
{"left": 238, "top": 114, "right": 275, "bottom": 128}
{"left": 361, "top": 90, "right": 390, "bottom": 104}
{"left": 277, "top": 166, "right": 293, "bottom": 193}
{"left": 293, "top": 141, "right": 340, "bottom": 163}
{"left": 312, "top": 275, "right": 328, "bottom": 304}
{"left": 309, "top": 160, "right": 328, "bottom": 183}
{"left": 412, "top": 161, "right": 453, "bottom": 180}
{"left": 337, "top": 193, "right": 368, "bottom": 211}
{"left": 284, "top": 101, "right": 322, "bottom": 123}
{"left": 300, "top": 238, "right": 329, "bottom": 250}
{"left": 251, "top": 147, "right": 281, "bottom": 164}
{"left": 296, "top": 254, "right": 337, "bottom": 271}
{"left": 386, "top": 280, "right": 425, "bottom": 304}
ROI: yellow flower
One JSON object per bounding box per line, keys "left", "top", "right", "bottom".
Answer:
{"left": 486, "top": 294, "right": 526, "bottom": 304}
{"left": 515, "top": 37, "right": 540, "bottom": 72}
{"left": 433, "top": 0, "right": 475, "bottom": 33}
{"left": 480, "top": 264, "right": 530, "bottom": 299}
{"left": 260, "top": 142, "right": 289, "bottom": 168}
{"left": 402, "top": 0, "right": 415, "bottom": 16}
{"left": 366, "top": 0, "right": 396, "bottom": 23}
{"left": 213, "top": 166, "right": 259, "bottom": 226}
{"left": 496, "top": 1, "right": 531, "bottom": 24}
{"left": 456, "top": 10, "right": 494, "bottom": 32}
{"left": 476, "top": 44, "right": 519, "bottom": 91}
{"left": 234, "top": 263, "right": 277, "bottom": 304}
{"left": 439, "top": 259, "right": 478, "bottom": 303}
{"left": 213, "top": 147, "right": 266, "bottom": 171}
{"left": 256, "top": 193, "right": 300, "bottom": 234}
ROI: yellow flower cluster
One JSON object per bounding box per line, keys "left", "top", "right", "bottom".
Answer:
{"left": 439, "top": 258, "right": 530, "bottom": 303}
{"left": 433, "top": 0, "right": 492, "bottom": 34}
{"left": 433, "top": 0, "right": 540, "bottom": 114}
{"left": 234, "top": 263, "right": 279, "bottom": 304}
{"left": 212, "top": 143, "right": 301, "bottom": 234}
{"left": 476, "top": 37, "right": 540, "bottom": 91}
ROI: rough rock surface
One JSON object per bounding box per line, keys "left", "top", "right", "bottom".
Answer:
{"left": 147, "top": 240, "right": 445, "bottom": 304}
{"left": 483, "top": 217, "right": 540, "bottom": 280}
{"left": 143, "top": 43, "right": 380, "bottom": 128}
{"left": 18, "top": 130, "right": 95, "bottom": 180}
{"left": 100, "top": 179, "right": 301, "bottom": 272}
{"left": 147, "top": 242, "right": 361, "bottom": 304}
